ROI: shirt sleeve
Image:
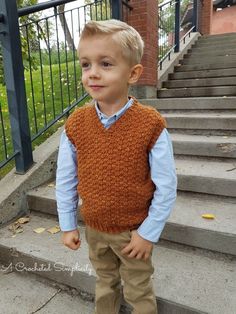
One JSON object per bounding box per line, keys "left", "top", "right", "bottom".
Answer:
{"left": 137, "top": 128, "right": 177, "bottom": 243}
{"left": 56, "top": 130, "right": 79, "bottom": 231}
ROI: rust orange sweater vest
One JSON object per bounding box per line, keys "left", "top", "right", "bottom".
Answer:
{"left": 65, "top": 98, "right": 166, "bottom": 233}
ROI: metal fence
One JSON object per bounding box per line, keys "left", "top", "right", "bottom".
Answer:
{"left": 158, "top": 0, "right": 201, "bottom": 70}
{"left": 0, "top": 0, "right": 132, "bottom": 176}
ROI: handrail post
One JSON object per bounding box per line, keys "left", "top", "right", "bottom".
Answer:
{"left": 0, "top": 0, "right": 33, "bottom": 174}
{"left": 111, "top": 0, "right": 122, "bottom": 20}
{"left": 174, "top": 0, "right": 180, "bottom": 52}
{"left": 192, "top": 0, "right": 199, "bottom": 32}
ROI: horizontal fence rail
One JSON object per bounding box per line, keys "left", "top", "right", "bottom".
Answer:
{"left": 158, "top": 0, "right": 200, "bottom": 70}
{"left": 0, "top": 0, "right": 132, "bottom": 176}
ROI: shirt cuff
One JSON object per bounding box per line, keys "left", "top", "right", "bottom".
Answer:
{"left": 137, "top": 218, "right": 166, "bottom": 243}
{"left": 58, "top": 211, "right": 78, "bottom": 231}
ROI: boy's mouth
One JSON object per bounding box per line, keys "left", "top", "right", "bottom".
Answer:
{"left": 89, "top": 85, "right": 104, "bottom": 91}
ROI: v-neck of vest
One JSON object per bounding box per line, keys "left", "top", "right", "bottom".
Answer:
{"left": 92, "top": 99, "right": 139, "bottom": 133}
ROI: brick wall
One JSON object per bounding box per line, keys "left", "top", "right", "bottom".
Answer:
{"left": 200, "top": 0, "right": 213, "bottom": 35}
{"left": 212, "top": 5, "right": 236, "bottom": 34}
{"left": 125, "top": 0, "right": 158, "bottom": 87}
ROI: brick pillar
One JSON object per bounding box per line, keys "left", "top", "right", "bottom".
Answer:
{"left": 200, "top": 0, "right": 213, "bottom": 35}
{"left": 125, "top": 0, "right": 158, "bottom": 98}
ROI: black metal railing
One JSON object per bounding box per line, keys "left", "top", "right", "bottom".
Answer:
{"left": 158, "top": 0, "right": 201, "bottom": 70}
{"left": 0, "top": 0, "right": 132, "bottom": 176}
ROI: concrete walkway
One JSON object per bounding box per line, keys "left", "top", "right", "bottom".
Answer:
{"left": 0, "top": 263, "right": 94, "bottom": 314}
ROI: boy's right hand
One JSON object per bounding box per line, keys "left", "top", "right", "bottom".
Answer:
{"left": 62, "top": 229, "right": 81, "bottom": 250}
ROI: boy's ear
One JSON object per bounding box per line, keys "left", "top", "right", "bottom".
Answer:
{"left": 128, "top": 64, "right": 144, "bottom": 85}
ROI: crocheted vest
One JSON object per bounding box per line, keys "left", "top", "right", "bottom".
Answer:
{"left": 65, "top": 98, "right": 166, "bottom": 233}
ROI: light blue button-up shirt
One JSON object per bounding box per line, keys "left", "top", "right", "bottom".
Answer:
{"left": 56, "top": 98, "right": 177, "bottom": 243}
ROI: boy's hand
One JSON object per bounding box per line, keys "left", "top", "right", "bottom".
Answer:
{"left": 62, "top": 229, "right": 81, "bottom": 250}
{"left": 121, "top": 230, "right": 153, "bottom": 261}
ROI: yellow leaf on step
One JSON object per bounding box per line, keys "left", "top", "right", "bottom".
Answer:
{"left": 202, "top": 214, "right": 215, "bottom": 220}
{"left": 33, "top": 227, "right": 46, "bottom": 234}
{"left": 47, "top": 225, "right": 60, "bottom": 234}
{"left": 47, "top": 183, "right": 55, "bottom": 187}
{"left": 17, "top": 217, "right": 30, "bottom": 224}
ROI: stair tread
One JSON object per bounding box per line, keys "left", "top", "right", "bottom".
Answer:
{"left": 27, "top": 183, "right": 236, "bottom": 235}
{"left": 0, "top": 212, "right": 235, "bottom": 314}
{"left": 163, "top": 112, "right": 236, "bottom": 118}
{"left": 175, "top": 157, "right": 236, "bottom": 181}
{"left": 169, "top": 191, "right": 236, "bottom": 235}
{"left": 171, "top": 133, "right": 236, "bottom": 144}
{"left": 0, "top": 265, "right": 94, "bottom": 314}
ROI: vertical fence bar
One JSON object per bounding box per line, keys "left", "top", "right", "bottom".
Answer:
{"left": 174, "top": 0, "right": 180, "bottom": 52}
{"left": 111, "top": 0, "right": 122, "bottom": 20}
{"left": 0, "top": 0, "right": 33, "bottom": 173}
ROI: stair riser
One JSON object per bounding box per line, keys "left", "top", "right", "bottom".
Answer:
{"left": 0, "top": 239, "right": 216, "bottom": 314}
{"left": 173, "top": 141, "right": 236, "bottom": 159}
{"left": 186, "top": 49, "right": 236, "bottom": 57}
{"left": 164, "top": 117, "right": 236, "bottom": 130}
{"left": 178, "top": 175, "right": 236, "bottom": 198}
{"left": 0, "top": 244, "right": 97, "bottom": 300}
{"left": 27, "top": 195, "right": 236, "bottom": 256}
{"left": 158, "top": 87, "right": 236, "bottom": 97}
{"left": 201, "top": 33, "right": 236, "bottom": 39}
{"left": 170, "top": 68, "right": 236, "bottom": 79}
{"left": 175, "top": 63, "right": 236, "bottom": 72}
{"left": 193, "top": 42, "right": 236, "bottom": 49}
{"left": 144, "top": 98, "right": 236, "bottom": 110}
{"left": 162, "top": 223, "right": 236, "bottom": 256}
{"left": 169, "top": 129, "right": 236, "bottom": 136}
{"left": 180, "top": 56, "right": 236, "bottom": 65}
{"left": 198, "top": 37, "right": 236, "bottom": 44}
{"left": 163, "top": 77, "right": 236, "bottom": 88}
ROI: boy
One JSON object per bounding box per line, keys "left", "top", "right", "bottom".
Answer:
{"left": 56, "top": 19, "right": 177, "bottom": 314}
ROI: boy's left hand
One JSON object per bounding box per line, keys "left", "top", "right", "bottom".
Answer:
{"left": 121, "top": 230, "right": 153, "bottom": 261}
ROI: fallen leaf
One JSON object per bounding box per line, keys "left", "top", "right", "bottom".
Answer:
{"left": 47, "top": 225, "right": 60, "bottom": 234}
{"left": 33, "top": 227, "right": 46, "bottom": 234}
{"left": 17, "top": 216, "right": 30, "bottom": 224}
{"left": 202, "top": 214, "right": 215, "bottom": 220}
{"left": 8, "top": 222, "right": 24, "bottom": 234}
{"left": 15, "top": 227, "right": 24, "bottom": 234}
{"left": 47, "top": 183, "right": 55, "bottom": 187}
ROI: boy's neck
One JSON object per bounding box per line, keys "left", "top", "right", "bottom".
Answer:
{"left": 97, "top": 97, "right": 129, "bottom": 117}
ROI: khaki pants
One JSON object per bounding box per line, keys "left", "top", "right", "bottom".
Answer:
{"left": 85, "top": 225, "right": 158, "bottom": 314}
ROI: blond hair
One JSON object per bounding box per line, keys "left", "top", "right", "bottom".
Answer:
{"left": 78, "top": 19, "right": 144, "bottom": 65}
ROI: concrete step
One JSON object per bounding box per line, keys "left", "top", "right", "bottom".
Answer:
{"left": 175, "top": 156, "right": 236, "bottom": 197}
{"left": 180, "top": 55, "right": 236, "bottom": 65}
{"left": 162, "top": 112, "right": 236, "bottom": 130}
{"left": 143, "top": 97, "right": 236, "bottom": 110}
{"left": 163, "top": 191, "right": 236, "bottom": 255}
{"left": 27, "top": 184, "right": 236, "bottom": 255}
{"left": 201, "top": 33, "right": 236, "bottom": 40}
{"left": 193, "top": 41, "right": 236, "bottom": 49}
{"left": 186, "top": 48, "right": 236, "bottom": 57}
{"left": 169, "top": 68, "right": 236, "bottom": 79}
{"left": 0, "top": 264, "right": 94, "bottom": 314}
{"left": 171, "top": 133, "right": 236, "bottom": 158}
{"left": 158, "top": 86, "right": 236, "bottom": 97}
{"left": 174, "top": 62, "right": 236, "bottom": 72}
{"left": 163, "top": 77, "right": 236, "bottom": 88}
{"left": 189, "top": 45, "right": 236, "bottom": 54}
{"left": 0, "top": 212, "right": 235, "bottom": 314}
{"left": 197, "top": 36, "right": 236, "bottom": 44}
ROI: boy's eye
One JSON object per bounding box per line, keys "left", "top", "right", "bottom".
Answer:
{"left": 102, "top": 62, "right": 112, "bottom": 67}
{"left": 81, "top": 62, "right": 90, "bottom": 69}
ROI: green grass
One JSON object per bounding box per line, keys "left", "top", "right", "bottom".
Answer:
{"left": 0, "top": 60, "right": 89, "bottom": 179}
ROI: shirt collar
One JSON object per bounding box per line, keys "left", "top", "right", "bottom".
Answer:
{"left": 95, "top": 97, "right": 134, "bottom": 121}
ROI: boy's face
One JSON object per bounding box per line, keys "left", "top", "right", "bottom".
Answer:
{"left": 78, "top": 34, "right": 139, "bottom": 107}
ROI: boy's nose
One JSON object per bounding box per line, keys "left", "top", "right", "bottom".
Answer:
{"left": 89, "top": 65, "right": 100, "bottom": 78}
